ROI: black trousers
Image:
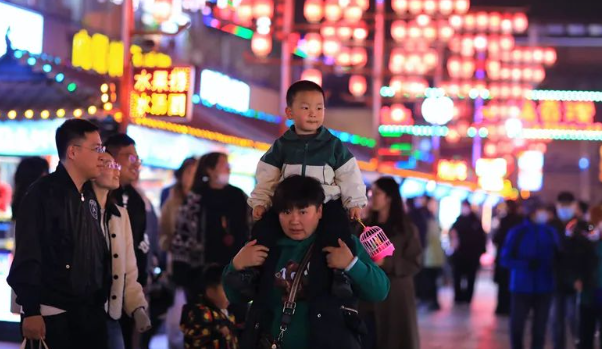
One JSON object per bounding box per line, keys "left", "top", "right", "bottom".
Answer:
{"left": 22, "top": 306, "right": 108, "bottom": 349}
{"left": 496, "top": 268, "right": 511, "bottom": 315}
{"left": 452, "top": 259, "right": 479, "bottom": 304}
{"left": 422, "top": 267, "right": 442, "bottom": 306}
{"left": 510, "top": 293, "right": 553, "bottom": 349}
{"left": 579, "top": 305, "right": 602, "bottom": 349}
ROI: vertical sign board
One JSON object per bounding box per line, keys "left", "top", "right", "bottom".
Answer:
{"left": 130, "top": 66, "right": 195, "bottom": 121}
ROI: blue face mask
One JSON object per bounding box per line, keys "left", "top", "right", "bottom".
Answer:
{"left": 534, "top": 211, "right": 549, "bottom": 225}
{"left": 557, "top": 207, "right": 575, "bottom": 222}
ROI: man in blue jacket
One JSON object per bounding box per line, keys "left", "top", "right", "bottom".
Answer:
{"left": 502, "top": 197, "right": 561, "bottom": 349}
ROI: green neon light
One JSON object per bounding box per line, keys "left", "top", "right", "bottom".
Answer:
{"left": 528, "top": 90, "right": 602, "bottom": 102}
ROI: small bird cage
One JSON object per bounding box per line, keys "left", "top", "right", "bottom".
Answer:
{"left": 359, "top": 223, "right": 395, "bottom": 262}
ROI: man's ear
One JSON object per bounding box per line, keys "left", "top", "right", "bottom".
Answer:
{"left": 317, "top": 205, "right": 323, "bottom": 218}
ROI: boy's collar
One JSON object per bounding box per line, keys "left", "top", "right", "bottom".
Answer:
{"left": 283, "top": 125, "right": 331, "bottom": 141}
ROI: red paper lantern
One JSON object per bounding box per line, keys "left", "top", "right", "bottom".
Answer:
{"left": 476, "top": 12, "right": 489, "bottom": 31}
{"left": 447, "top": 56, "right": 462, "bottom": 78}
{"left": 323, "top": 38, "right": 341, "bottom": 56}
{"left": 408, "top": 0, "right": 422, "bottom": 14}
{"left": 389, "top": 76, "right": 403, "bottom": 94}
{"left": 439, "top": 24, "right": 454, "bottom": 40}
{"left": 512, "top": 13, "right": 528, "bottom": 33}
{"left": 343, "top": 2, "right": 363, "bottom": 21}
{"left": 391, "top": 20, "right": 407, "bottom": 42}
{"left": 473, "top": 35, "right": 488, "bottom": 51}
{"left": 304, "top": 33, "right": 322, "bottom": 57}
{"left": 533, "top": 48, "right": 544, "bottom": 63}
{"left": 320, "top": 23, "right": 337, "bottom": 37}
{"left": 533, "top": 67, "right": 545, "bottom": 82}
{"left": 251, "top": 33, "right": 272, "bottom": 57}
{"left": 449, "top": 15, "right": 462, "bottom": 29}
{"left": 487, "top": 60, "right": 501, "bottom": 79}
{"left": 464, "top": 14, "right": 475, "bottom": 30}
{"left": 337, "top": 26, "right": 353, "bottom": 41}
{"left": 409, "top": 25, "right": 422, "bottom": 39}
{"left": 301, "top": 69, "right": 322, "bottom": 86}
{"left": 336, "top": 47, "right": 352, "bottom": 66}
{"left": 500, "top": 35, "right": 515, "bottom": 50}
{"left": 349, "top": 75, "right": 367, "bottom": 97}
{"left": 544, "top": 48, "right": 557, "bottom": 65}
{"left": 424, "top": 24, "right": 437, "bottom": 40}
{"left": 236, "top": 1, "right": 254, "bottom": 24}
{"left": 356, "top": 0, "right": 370, "bottom": 11}
{"left": 304, "top": 0, "right": 324, "bottom": 23}
{"left": 253, "top": 0, "right": 274, "bottom": 18}
{"left": 500, "top": 14, "right": 513, "bottom": 33}
{"left": 454, "top": 0, "right": 469, "bottom": 14}
{"left": 353, "top": 25, "right": 368, "bottom": 41}
{"left": 439, "top": 0, "right": 453, "bottom": 15}
{"left": 489, "top": 12, "right": 502, "bottom": 32}
{"left": 416, "top": 14, "right": 431, "bottom": 26}
{"left": 391, "top": 0, "right": 408, "bottom": 14}
{"left": 389, "top": 49, "right": 405, "bottom": 74}
{"left": 324, "top": 0, "right": 342, "bottom": 21}
{"left": 351, "top": 47, "right": 368, "bottom": 67}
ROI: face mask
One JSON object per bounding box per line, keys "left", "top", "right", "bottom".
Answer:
{"left": 217, "top": 173, "right": 230, "bottom": 185}
{"left": 557, "top": 207, "right": 575, "bottom": 222}
{"left": 534, "top": 211, "right": 549, "bottom": 225}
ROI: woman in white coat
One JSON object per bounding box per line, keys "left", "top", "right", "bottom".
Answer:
{"left": 93, "top": 153, "right": 151, "bottom": 349}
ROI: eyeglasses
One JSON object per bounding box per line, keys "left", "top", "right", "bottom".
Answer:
{"left": 127, "top": 154, "right": 142, "bottom": 165}
{"left": 100, "top": 160, "right": 122, "bottom": 171}
{"left": 73, "top": 144, "right": 106, "bottom": 154}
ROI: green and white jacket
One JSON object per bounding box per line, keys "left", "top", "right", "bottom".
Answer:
{"left": 249, "top": 126, "right": 367, "bottom": 210}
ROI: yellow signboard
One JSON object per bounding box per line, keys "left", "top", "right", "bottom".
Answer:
{"left": 131, "top": 67, "right": 194, "bottom": 120}
{"left": 72, "top": 30, "right": 172, "bottom": 77}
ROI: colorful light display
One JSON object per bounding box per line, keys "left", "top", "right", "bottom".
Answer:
{"left": 200, "top": 69, "right": 250, "bottom": 113}
{"left": 437, "top": 159, "right": 469, "bottom": 181}
{"left": 130, "top": 67, "right": 194, "bottom": 120}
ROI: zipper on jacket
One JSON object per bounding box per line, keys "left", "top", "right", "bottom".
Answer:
{"left": 81, "top": 192, "right": 84, "bottom": 202}
{"left": 302, "top": 143, "right": 308, "bottom": 176}
{"left": 340, "top": 306, "right": 358, "bottom": 314}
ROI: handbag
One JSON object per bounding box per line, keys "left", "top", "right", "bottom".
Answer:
{"left": 260, "top": 243, "right": 314, "bottom": 349}
{"left": 20, "top": 339, "right": 50, "bottom": 349}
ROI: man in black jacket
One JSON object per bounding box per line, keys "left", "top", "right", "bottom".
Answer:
{"left": 8, "top": 119, "right": 110, "bottom": 349}
{"left": 105, "top": 133, "right": 149, "bottom": 349}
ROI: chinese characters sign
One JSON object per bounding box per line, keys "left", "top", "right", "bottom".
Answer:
{"left": 482, "top": 100, "right": 597, "bottom": 126}
{"left": 131, "top": 67, "right": 194, "bottom": 120}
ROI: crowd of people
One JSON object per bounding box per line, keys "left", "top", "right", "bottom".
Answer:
{"left": 5, "top": 78, "right": 602, "bottom": 349}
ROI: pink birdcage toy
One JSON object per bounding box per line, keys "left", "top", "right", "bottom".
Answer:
{"left": 358, "top": 220, "right": 395, "bottom": 262}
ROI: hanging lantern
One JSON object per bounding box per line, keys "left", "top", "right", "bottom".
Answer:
{"left": 543, "top": 48, "right": 557, "bottom": 65}
{"left": 350, "top": 47, "right": 368, "bottom": 67}
{"left": 389, "top": 76, "right": 403, "bottom": 94}
{"left": 251, "top": 33, "right": 272, "bottom": 57}
{"left": 253, "top": 0, "right": 274, "bottom": 19}
{"left": 416, "top": 14, "right": 431, "bottom": 26}
{"left": 533, "top": 48, "right": 544, "bottom": 63}
{"left": 454, "top": 0, "right": 469, "bottom": 14}
{"left": 324, "top": 0, "right": 342, "bottom": 21}
{"left": 321, "top": 23, "right": 337, "bottom": 37}
{"left": 464, "top": 14, "right": 475, "bottom": 30}
{"left": 476, "top": 12, "right": 489, "bottom": 31}
{"left": 408, "top": 0, "right": 422, "bottom": 14}
{"left": 391, "top": 0, "right": 408, "bottom": 15}
{"left": 449, "top": 15, "right": 462, "bottom": 29}
{"left": 337, "top": 26, "right": 353, "bottom": 41}
{"left": 356, "top": 0, "right": 370, "bottom": 11}
{"left": 353, "top": 25, "right": 368, "bottom": 41}
{"left": 500, "top": 14, "right": 513, "bottom": 33}
{"left": 533, "top": 67, "right": 545, "bottom": 82}
{"left": 389, "top": 49, "right": 405, "bottom": 74}
{"left": 408, "top": 25, "right": 422, "bottom": 39}
{"left": 424, "top": 24, "right": 437, "bottom": 40}
{"left": 511, "top": 67, "right": 522, "bottom": 81}
{"left": 439, "top": 24, "right": 454, "bottom": 41}
{"left": 473, "top": 35, "right": 488, "bottom": 51}
{"left": 343, "top": 2, "right": 363, "bottom": 21}
{"left": 423, "top": 0, "right": 436, "bottom": 14}
{"left": 489, "top": 12, "right": 502, "bottom": 32}
{"left": 304, "top": 33, "right": 322, "bottom": 57}
{"left": 236, "top": 0, "right": 254, "bottom": 24}
{"left": 424, "top": 50, "right": 438, "bottom": 67}
{"left": 391, "top": 20, "right": 407, "bottom": 42}
{"left": 439, "top": 0, "right": 453, "bottom": 15}
{"left": 486, "top": 60, "right": 501, "bottom": 79}
{"left": 522, "top": 49, "right": 533, "bottom": 63}
{"left": 447, "top": 56, "right": 462, "bottom": 78}
{"left": 500, "top": 35, "right": 515, "bottom": 51}
{"left": 512, "top": 13, "right": 528, "bottom": 33}
{"left": 336, "top": 47, "right": 352, "bottom": 66}
{"left": 304, "top": 0, "right": 324, "bottom": 23}
{"left": 461, "top": 60, "right": 475, "bottom": 79}
{"left": 390, "top": 104, "right": 410, "bottom": 123}
{"left": 349, "top": 75, "right": 367, "bottom": 97}
{"left": 522, "top": 67, "right": 534, "bottom": 81}
{"left": 301, "top": 69, "right": 322, "bottom": 86}
{"left": 323, "top": 38, "right": 341, "bottom": 56}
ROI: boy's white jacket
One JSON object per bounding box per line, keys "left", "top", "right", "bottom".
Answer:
{"left": 248, "top": 126, "right": 367, "bottom": 209}
{"left": 104, "top": 205, "right": 148, "bottom": 320}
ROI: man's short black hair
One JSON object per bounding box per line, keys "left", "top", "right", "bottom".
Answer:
{"left": 557, "top": 191, "right": 576, "bottom": 204}
{"left": 55, "top": 119, "right": 99, "bottom": 160}
{"left": 286, "top": 80, "right": 325, "bottom": 108}
{"left": 104, "top": 133, "right": 136, "bottom": 157}
{"left": 523, "top": 196, "right": 545, "bottom": 216}
{"left": 202, "top": 264, "right": 224, "bottom": 293}
{"left": 272, "top": 175, "right": 325, "bottom": 213}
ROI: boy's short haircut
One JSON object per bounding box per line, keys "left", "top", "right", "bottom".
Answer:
{"left": 272, "top": 175, "right": 325, "bottom": 213}
{"left": 202, "top": 264, "right": 224, "bottom": 292}
{"left": 55, "top": 119, "right": 100, "bottom": 160}
{"left": 286, "top": 80, "right": 326, "bottom": 107}
{"left": 103, "top": 133, "right": 136, "bottom": 158}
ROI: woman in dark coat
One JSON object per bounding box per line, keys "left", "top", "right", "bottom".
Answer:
{"left": 363, "top": 176, "right": 422, "bottom": 349}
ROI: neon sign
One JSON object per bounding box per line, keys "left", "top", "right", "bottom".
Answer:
{"left": 518, "top": 151, "right": 544, "bottom": 191}
{"left": 200, "top": 69, "right": 251, "bottom": 113}
{"left": 437, "top": 159, "right": 468, "bottom": 181}
{"left": 0, "top": 3, "right": 43, "bottom": 58}
{"left": 72, "top": 30, "right": 172, "bottom": 77}
{"left": 476, "top": 158, "right": 507, "bottom": 192}
{"left": 483, "top": 100, "right": 596, "bottom": 126}
{"left": 130, "top": 67, "right": 194, "bottom": 120}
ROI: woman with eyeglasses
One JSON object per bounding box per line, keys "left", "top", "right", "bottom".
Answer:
{"left": 92, "top": 153, "right": 151, "bottom": 349}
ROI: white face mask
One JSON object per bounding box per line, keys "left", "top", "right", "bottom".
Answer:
{"left": 217, "top": 173, "right": 230, "bottom": 185}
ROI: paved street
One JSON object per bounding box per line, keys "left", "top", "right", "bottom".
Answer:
{"left": 0, "top": 272, "right": 546, "bottom": 349}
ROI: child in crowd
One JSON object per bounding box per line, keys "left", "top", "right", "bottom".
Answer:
{"left": 246, "top": 80, "right": 368, "bottom": 297}
{"left": 180, "top": 265, "right": 238, "bottom": 349}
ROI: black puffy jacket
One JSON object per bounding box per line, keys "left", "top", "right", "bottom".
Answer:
{"left": 8, "top": 163, "right": 110, "bottom": 317}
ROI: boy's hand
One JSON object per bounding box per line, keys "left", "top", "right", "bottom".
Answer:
{"left": 233, "top": 240, "right": 270, "bottom": 270}
{"left": 349, "top": 207, "right": 362, "bottom": 221}
{"left": 323, "top": 239, "right": 354, "bottom": 270}
{"left": 253, "top": 205, "right": 266, "bottom": 221}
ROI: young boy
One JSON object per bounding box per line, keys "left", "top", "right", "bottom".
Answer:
{"left": 180, "top": 265, "right": 239, "bottom": 349}
{"left": 249, "top": 80, "right": 367, "bottom": 222}
{"left": 246, "top": 80, "right": 367, "bottom": 298}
